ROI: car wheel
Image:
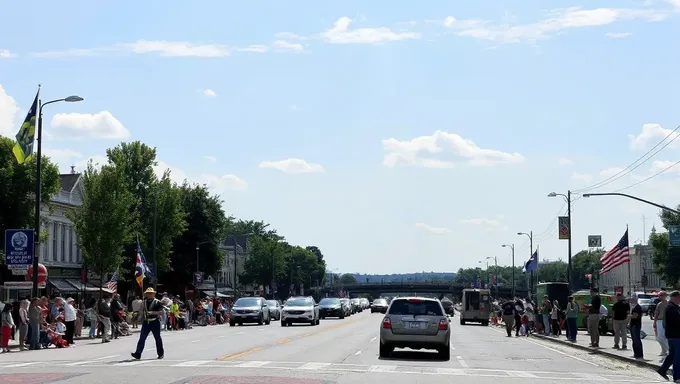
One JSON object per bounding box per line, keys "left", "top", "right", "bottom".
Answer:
{"left": 258, "top": 316, "right": 264, "bottom": 326}
{"left": 439, "top": 345, "right": 451, "bottom": 361}
{"left": 460, "top": 319, "right": 465, "bottom": 325}
{"left": 482, "top": 320, "right": 489, "bottom": 326}
{"left": 265, "top": 316, "right": 271, "bottom": 325}
{"left": 229, "top": 321, "right": 235, "bottom": 326}
{"left": 340, "top": 313, "right": 345, "bottom": 319}
{"left": 281, "top": 320, "right": 286, "bottom": 327}
{"left": 379, "top": 342, "right": 392, "bottom": 358}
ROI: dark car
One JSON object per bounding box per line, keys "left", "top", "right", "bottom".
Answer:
{"left": 318, "top": 297, "right": 345, "bottom": 319}
{"left": 370, "top": 298, "right": 388, "bottom": 313}
{"left": 441, "top": 299, "right": 455, "bottom": 316}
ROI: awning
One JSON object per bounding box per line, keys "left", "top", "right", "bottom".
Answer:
{"left": 66, "top": 280, "right": 106, "bottom": 292}
{"left": 48, "top": 278, "right": 80, "bottom": 292}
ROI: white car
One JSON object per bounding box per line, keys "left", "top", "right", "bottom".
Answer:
{"left": 281, "top": 296, "right": 320, "bottom": 326}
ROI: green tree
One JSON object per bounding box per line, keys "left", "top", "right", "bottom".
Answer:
{"left": 164, "top": 182, "right": 227, "bottom": 290}
{"left": 305, "top": 246, "right": 327, "bottom": 284}
{"left": 0, "top": 136, "right": 60, "bottom": 252}
{"left": 453, "top": 268, "right": 484, "bottom": 285}
{"left": 284, "top": 246, "right": 324, "bottom": 291}
{"left": 648, "top": 207, "right": 680, "bottom": 288}
{"left": 106, "top": 141, "right": 186, "bottom": 280}
{"left": 229, "top": 219, "right": 284, "bottom": 241}
{"left": 240, "top": 237, "right": 288, "bottom": 288}
{"left": 536, "top": 261, "right": 567, "bottom": 283}
{"left": 572, "top": 249, "right": 604, "bottom": 290}
{"left": 338, "top": 273, "right": 358, "bottom": 285}
{"left": 68, "top": 162, "right": 135, "bottom": 295}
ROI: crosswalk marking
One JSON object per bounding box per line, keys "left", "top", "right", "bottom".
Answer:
{"left": 299, "top": 362, "right": 331, "bottom": 370}
{"left": 234, "top": 361, "right": 270, "bottom": 367}
{"left": 3, "top": 362, "right": 40, "bottom": 368}
{"left": 114, "top": 360, "right": 152, "bottom": 366}
{"left": 172, "top": 360, "right": 212, "bottom": 367}
{"left": 64, "top": 361, "right": 96, "bottom": 366}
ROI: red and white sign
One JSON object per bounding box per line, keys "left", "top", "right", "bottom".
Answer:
{"left": 25, "top": 263, "right": 48, "bottom": 284}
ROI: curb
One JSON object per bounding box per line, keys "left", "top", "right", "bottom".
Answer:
{"left": 530, "top": 334, "right": 662, "bottom": 370}
{"left": 5, "top": 328, "right": 142, "bottom": 350}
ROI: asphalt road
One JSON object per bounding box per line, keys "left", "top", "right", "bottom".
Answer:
{"left": 0, "top": 311, "right": 668, "bottom": 383}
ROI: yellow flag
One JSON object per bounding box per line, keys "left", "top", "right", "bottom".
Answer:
{"left": 12, "top": 91, "right": 39, "bottom": 164}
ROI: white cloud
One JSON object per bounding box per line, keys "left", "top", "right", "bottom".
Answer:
{"left": 0, "top": 50, "right": 16, "bottom": 58}
{"left": 50, "top": 111, "right": 130, "bottom": 139}
{"left": 274, "top": 32, "right": 308, "bottom": 41}
{"left": 322, "top": 17, "right": 420, "bottom": 44}
{"left": 628, "top": 123, "right": 680, "bottom": 150}
{"left": 203, "top": 156, "right": 217, "bottom": 163}
{"left": 460, "top": 218, "right": 501, "bottom": 227}
{"left": 42, "top": 148, "right": 108, "bottom": 174}
{"left": 123, "top": 40, "right": 230, "bottom": 57}
{"left": 605, "top": 32, "right": 633, "bottom": 38}
{"left": 272, "top": 40, "right": 304, "bottom": 52}
{"left": 650, "top": 160, "right": 680, "bottom": 174}
{"left": 600, "top": 167, "right": 625, "bottom": 178}
{"left": 415, "top": 222, "right": 452, "bottom": 234}
{"left": 442, "top": 7, "right": 667, "bottom": 44}
{"left": 0, "top": 84, "right": 20, "bottom": 138}
{"left": 259, "top": 158, "right": 325, "bottom": 174}
{"left": 236, "top": 45, "right": 269, "bottom": 53}
{"left": 382, "top": 131, "right": 524, "bottom": 168}
{"left": 558, "top": 158, "right": 574, "bottom": 165}
{"left": 199, "top": 173, "right": 248, "bottom": 192}
{"left": 571, "top": 172, "right": 593, "bottom": 182}
{"left": 202, "top": 89, "right": 217, "bottom": 97}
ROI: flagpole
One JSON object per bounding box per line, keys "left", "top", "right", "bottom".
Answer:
{"left": 626, "top": 225, "right": 632, "bottom": 296}
{"left": 31, "top": 86, "right": 41, "bottom": 298}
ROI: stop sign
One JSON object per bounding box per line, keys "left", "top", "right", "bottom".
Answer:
{"left": 25, "top": 263, "right": 48, "bottom": 284}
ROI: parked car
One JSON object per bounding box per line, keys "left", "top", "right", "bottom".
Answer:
{"left": 318, "top": 297, "right": 345, "bottom": 319}
{"left": 360, "top": 298, "right": 370, "bottom": 310}
{"left": 281, "top": 296, "right": 320, "bottom": 326}
{"left": 339, "top": 298, "right": 352, "bottom": 317}
{"left": 379, "top": 297, "right": 451, "bottom": 360}
{"left": 351, "top": 298, "right": 363, "bottom": 313}
{"left": 371, "top": 298, "right": 388, "bottom": 313}
{"left": 266, "top": 300, "right": 282, "bottom": 320}
{"left": 230, "top": 297, "right": 271, "bottom": 326}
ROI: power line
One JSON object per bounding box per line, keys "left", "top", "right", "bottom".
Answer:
{"left": 615, "top": 159, "right": 680, "bottom": 192}
{"left": 573, "top": 124, "right": 680, "bottom": 193}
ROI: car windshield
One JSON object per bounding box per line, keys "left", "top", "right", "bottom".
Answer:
{"left": 266, "top": 300, "right": 278, "bottom": 307}
{"left": 286, "top": 298, "right": 313, "bottom": 307}
{"left": 388, "top": 299, "right": 443, "bottom": 316}
{"left": 373, "top": 299, "right": 387, "bottom": 305}
{"left": 234, "top": 298, "right": 260, "bottom": 307}
{"left": 319, "top": 298, "right": 340, "bottom": 305}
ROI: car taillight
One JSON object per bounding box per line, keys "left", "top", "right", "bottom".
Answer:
{"left": 382, "top": 317, "right": 392, "bottom": 329}
{"left": 439, "top": 319, "right": 448, "bottom": 330}
{"left": 407, "top": 298, "right": 423, "bottom": 303}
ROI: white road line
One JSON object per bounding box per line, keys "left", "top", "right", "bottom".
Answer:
{"left": 236, "top": 332, "right": 244, "bottom": 335}
{"left": 299, "top": 362, "right": 331, "bottom": 370}
{"left": 436, "top": 368, "right": 465, "bottom": 375}
{"left": 218, "top": 336, "right": 226, "bottom": 339}
{"left": 456, "top": 356, "right": 469, "bottom": 368}
{"left": 65, "top": 361, "right": 96, "bottom": 366}
{"left": 172, "top": 361, "right": 212, "bottom": 367}
{"left": 114, "top": 360, "right": 152, "bottom": 366}
{"left": 354, "top": 350, "right": 362, "bottom": 355}
{"left": 369, "top": 365, "right": 396, "bottom": 372}
{"left": 507, "top": 371, "right": 539, "bottom": 378}
{"left": 370, "top": 336, "right": 377, "bottom": 342}
{"left": 95, "top": 355, "right": 119, "bottom": 360}
{"left": 234, "top": 361, "right": 270, "bottom": 368}
{"left": 190, "top": 340, "right": 200, "bottom": 343}
{"left": 4, "top": 362, "right": 40, "bottom": 368}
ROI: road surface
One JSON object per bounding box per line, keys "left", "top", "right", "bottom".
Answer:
{"left": 0, "top": 311, "right": 666, "bottom": 383}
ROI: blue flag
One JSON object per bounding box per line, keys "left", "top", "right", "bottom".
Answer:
{"left": 524, "top": 249, "right": 538, "bottom": 273}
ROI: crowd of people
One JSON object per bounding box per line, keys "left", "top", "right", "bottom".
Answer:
{"left": 0, "top": 291, "right": 235, "bottom": 353}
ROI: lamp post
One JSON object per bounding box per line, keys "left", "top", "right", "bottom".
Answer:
{"left": 582, "top": 192, "right": 680, "bottom": 214}
{"left": 502, "top": 244, "right": 515, "bottom": 298}
{"left": 478, "top": 260, "right": 489, "bottom": 287}
{"left": 548, "top": 191, "right": 573, "bottom": 292}
{"left": 517, "top": 231, "right": 533, "bottom": 297}
{"left": 33, "top": 95, "right": 84, "bottom": 297}
{"left": 486, "top": 256, "right": 498, "bottom": 299}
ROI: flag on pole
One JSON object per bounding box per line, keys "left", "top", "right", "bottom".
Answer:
{"left": 137, "top": 235, "right": 153, "bottom": 276}
{"left": 524, "top": 248, "right": 538, "bottom": 273}
{"left": 600, "top": 229, "right": 630, "bottom": 275}
{"left": 107, "top": 269, "right": 119, "bottom": 292}
{"left": 134, "top": 238, "right": 147, "bottom": 288}
{"left": 12, "top": 89, "right": 39, "bottom": 164}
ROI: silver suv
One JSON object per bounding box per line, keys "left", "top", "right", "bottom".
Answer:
{"left": 281, "top": 296, "right": 319, "bottom": 326}
{"left": 379, "top": 297, "right": 451, "bottom": 360}
{"left": 229, "top": 297, "right": 271, "bottom": 326}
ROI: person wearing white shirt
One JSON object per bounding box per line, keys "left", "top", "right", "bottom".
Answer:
{"left": 64, "top": 298, "right": 77, "bottom": 345}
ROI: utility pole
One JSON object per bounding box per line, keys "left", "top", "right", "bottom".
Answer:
{"left": 152, "top": 192, "right": 157, "bottom": 290}
{"left": 518, "top": 231, "right": 533, "bottom": 297}
{"left": 567, "top": 190, "right": 573, "bottom": 294}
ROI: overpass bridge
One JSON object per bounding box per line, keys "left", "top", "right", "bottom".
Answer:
{"left": 327, "top": 282, "right": 528, "bottom": 300}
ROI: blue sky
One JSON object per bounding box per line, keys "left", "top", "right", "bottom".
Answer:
{"left": 1, "top": 1, "right": 679, "bottom": 274}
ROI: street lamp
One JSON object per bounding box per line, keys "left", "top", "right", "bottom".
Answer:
{"left": 548, "top": 191, "right": 573, "bottom": 292}
{"left": 478, "top": 260, "right": 488, "bottom": 287}
{"left": 502, "top": 244, "right": 515, "bottom": 298}
{"left": 486, "top": 256, "right": 498, "bottom": 299}
{"left": 32, "top": 94, "right": 83, "bottom": 297}
{"left": 583, "top": 192, "right": 680, "bottom": 215}
{"left": 517, "top": 231, "right": 533, "bottom": 296}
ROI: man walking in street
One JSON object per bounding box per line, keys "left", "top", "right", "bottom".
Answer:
{"left": 586, "top": 288, "right": 601, "bottom": 348}
{"left": 131, "top": 287, "right": 165, "bottom": 360}
{"left": 611, "top": 293, "right": 630, "bottom": 350}
{"left": 657, "top": 290, "right": 680, "bottom": 381}
{"left": 654, "top": 291, "right": 669, "bottom": 358}
{"left": 97, "top": 294, "right": 112, "bottom": 343}
{"left": 501, "top": 299, "right": 515, "bottom": 337}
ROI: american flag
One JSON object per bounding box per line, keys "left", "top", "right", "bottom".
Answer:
{"left": 107, "top": 269, "right": 118, "bottom": 292}
{"left": 600, "top": 229, "right": 630, "bottom": 275}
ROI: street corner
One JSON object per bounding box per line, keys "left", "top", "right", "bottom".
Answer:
{"left": 168, "top": 376, "right": 333, "bottom": 384}
{"left": 0, "top": 373, "right": 86, "bottom": 384}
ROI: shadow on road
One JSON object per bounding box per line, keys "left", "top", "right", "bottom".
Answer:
{"left": 379, "top": 350, "right": 446, "bottom": 362}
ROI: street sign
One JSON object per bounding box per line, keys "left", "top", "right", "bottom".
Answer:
{"left": 588, "top": 235, "right": 602, "bottom": 248}
{"left": 558, "top": 216, "right": 570, "bottom": 240}
{"left": 4, "top": 229, "right": 34, "bottom": 267}
{"left": 670, "top": 225, "right": 680, "bottom": 247}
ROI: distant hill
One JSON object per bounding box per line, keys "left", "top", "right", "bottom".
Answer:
{"left": 349, "top": 272, "right": 456, "bottom": 283}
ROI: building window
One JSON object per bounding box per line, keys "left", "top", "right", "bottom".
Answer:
{"left": 52, "top": 222, "right": 58, "bottom": 261}
{"left": 61, "top": 224, "right": 66, "bottom": 262}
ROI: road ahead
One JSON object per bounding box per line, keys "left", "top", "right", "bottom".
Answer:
{"left": 0, "top": 311, "right": 667, "bottom": 383}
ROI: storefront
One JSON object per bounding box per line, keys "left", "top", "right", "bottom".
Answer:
{"left": 46, "top": 267, "right": 105, "bottom": 298}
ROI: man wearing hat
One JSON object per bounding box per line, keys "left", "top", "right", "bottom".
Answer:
{"left": 131, "top": 287, "right": 165, "bottom": 360}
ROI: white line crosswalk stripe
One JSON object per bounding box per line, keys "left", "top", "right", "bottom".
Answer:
{"left": 0, "top": 359, "right": 661, "bottom": 381}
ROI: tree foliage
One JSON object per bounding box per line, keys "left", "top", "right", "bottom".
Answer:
{"left": 571, "top": 249, "right": 604, "bottom": 290}
{"left": 228, "top": 219, "right": 284, "bottom": 241}
{"left": 338, "top": 273, "right": 357, "bottom": 285}
{"left": 68, "top": 162, "right": 135, "bottom": 291}
{"left": 0, "top": 136, "right": 60, "bottom": 252}
{"left": 649, "top": 206, "right": 680, "bottom": 288}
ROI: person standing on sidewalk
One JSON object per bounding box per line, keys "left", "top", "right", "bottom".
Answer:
{"left": 611, "top": 293, "right": 630, "bottom": 350}
{"left": 629, "top": 297, "right": 643, "bottom": 360}
{"left": 18, "top": 298, "right": 29, "bottom": 351}
{"left": 28, "top": 298, "right": 41, "bottom": 350}
{"left": 131, "top": 288, "right": 164, "bottom": 360}
{"left": 1, "top": 303, "right": 15, "bottom": 353}
{"left": 654, "top": 291, "right": 669, "bottom": 358}
{"left": 565, "top": 296, "right": 579, "bottom": 342}
{"left": 63, "top": 298, "right": 77, "bottom": 345}
{"left": 586, "top": 288, "right": 601, "bottom": 348}
{"left": 657, "top": 290, "right": 680, "bottom": 381}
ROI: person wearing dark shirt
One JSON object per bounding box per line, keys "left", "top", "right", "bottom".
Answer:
{"left": 131, "top": 287, "right": 165, "bottom": 360}
{"left": 611, "top": 293, "right": 630, "bottom": 350}
{"left": 629, "top": 297, "right": 643, "bottom": 359}
{"left": 658, "top": 291, "right": 680, "bottom": 381}
{"left": 587, "top": 289, "right": 601, "bottom": 348}
{"left": 501, "top": 301, "right": 515, "bottom": 337}
{"left": 97, "top": 296, "right": 112, "bottom": 343}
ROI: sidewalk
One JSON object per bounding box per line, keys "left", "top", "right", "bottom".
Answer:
{"left": 5, "top": 326, "right": 141, "bottom": 350}
{"left": 532, "top": 329, "right": 667, "bottom": 370}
